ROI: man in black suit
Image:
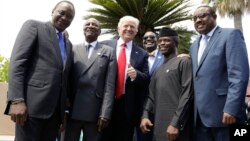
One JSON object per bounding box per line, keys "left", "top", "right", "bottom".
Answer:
{"left": 64, "top": 18, "right": 117, "bottom": 141}
{"left": 4, "top": 1, "right": 75, "bottom": 140}
{"left": 101, "top": 15, "right": 149, "bottom": 141}
{"left": 136, "top": 31, "right": 164, "bottom": 141}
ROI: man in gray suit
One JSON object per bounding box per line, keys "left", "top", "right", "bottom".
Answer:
{"left": 190, "top": 5, "right": 249, "bottom": 141}
{"left": 64, "top": 18, "right": 117, "bottom": 141}
{"left": 4, "top": 1, "right": 75, "bottom": 141}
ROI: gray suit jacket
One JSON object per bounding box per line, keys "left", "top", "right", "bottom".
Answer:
{"left": 5, "top": 20, "right": 73, "bottom": 120}
{"left": 190, "top": 26, "right": 249, "bottom": 127}
{"left": 69, "top": 42, "right": 117, "bottom": 122}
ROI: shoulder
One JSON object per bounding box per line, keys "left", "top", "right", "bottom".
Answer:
{"left": 133, "top": 43, "right": 147, "bottom": 55}
{"left": 220, "top": 27, "right": 242, "bottom": 35}
{"left": 24, "top": 19, "right": 45, "bottom": 26}
{"left": 176, "top": 56, "right": 192, "bottom": 65}
{"left": 72, "top": 43, "right": 83, "bottom": 51}
{"left": 100, "top": 39, "right": 116, "bottom": 47}
{"left": 98, "top": 42, "right": 115, "bottom": 51}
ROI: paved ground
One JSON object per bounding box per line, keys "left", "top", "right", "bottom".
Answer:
{"left": 0, "top": 135, "right": 14, "bottom": 141}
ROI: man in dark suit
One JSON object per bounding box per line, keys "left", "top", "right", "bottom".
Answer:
{"left": 64, "top": 18, "right": 117, "bottom": 141}
{"left": 4, "top": 1, "right": 75, "bottom": 141}
{"left": 190, "top": 5, "right": 249, "bottom": 141}
{"left": 101, "top": 16, "right": 149, "bottom": 141}
{"left": 136, "top": 31, "right": 164, "bottom": 141}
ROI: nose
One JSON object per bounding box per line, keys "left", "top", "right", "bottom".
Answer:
{"left": 127, "top": 26, "right": 132, "bottom": 30}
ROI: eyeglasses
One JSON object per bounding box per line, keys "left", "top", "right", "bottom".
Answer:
{"left": 143, "top": 35, "right": 156, "bottom": 40}
{"left": 192, "top": 13, "right": 212, "bottom": 21}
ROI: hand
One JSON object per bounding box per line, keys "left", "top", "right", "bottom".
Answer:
{"left": 140, "top": 118, "right": 153, "bottom": 134}
{"left": 97, "top": 117, "right": 109, "bottom": 132}
{"left": 166, "top": 125, "right": 179, "bottom": 141}
{"left": 222, "top": 112, "right": 236, "bottom": 124}
{"left": 9, "top": 101, "right": 27, "bottom": 126}
{"left": 127, "top": 64, "right": 137, "bottom": 81}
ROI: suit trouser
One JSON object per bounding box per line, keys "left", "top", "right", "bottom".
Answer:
{"left": 15, "top": 108, "right": 61, "bottom": 141}
{"left": 101, "top": 96, "right": 134, "bottom": 141}
{"left": 195, "top": 114, "right": 229, "bottom": 141}
{"left": 64, "top": 119, "right": 101, "bottom": 141}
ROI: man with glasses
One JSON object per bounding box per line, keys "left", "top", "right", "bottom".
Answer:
{"left": 135, "top": 31, "right": 164, "bottom": 141}
{"left": 190, "top": 5, "right": 249, "bottom": 141}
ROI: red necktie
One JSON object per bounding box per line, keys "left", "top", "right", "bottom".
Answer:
{"left": 116, "top": 43, "right": 127, "bottom": 99}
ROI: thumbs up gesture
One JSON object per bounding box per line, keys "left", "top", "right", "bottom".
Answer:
{"left": 127, "top": 63, "right": 137, "bottom": 81}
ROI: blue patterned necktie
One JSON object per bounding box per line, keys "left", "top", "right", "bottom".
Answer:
{"left": 57, "top": 32, "right": 66, "bottom": 64}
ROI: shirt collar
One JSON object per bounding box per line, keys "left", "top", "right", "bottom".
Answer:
{"left": 118, "top": 38, "right": 133, "bottom": 48}
{"left": 86, "top": 40, "right": 97, "bottom": 48}
{"left": 202, "top": 25, "right": 218, "bottom": 38}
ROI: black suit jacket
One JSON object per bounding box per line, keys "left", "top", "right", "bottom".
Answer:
{"left": 101, "top": 39, "right": 149, "bottom": 124}
{"left": 5, "top": 20, "right": 72, "bottom": 120}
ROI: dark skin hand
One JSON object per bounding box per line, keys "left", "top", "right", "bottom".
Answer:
{"left": 97, "top": 117, "right": 109, "bottom": 132}
{"left": 9, "top": 101, "right": 28, "bottom": 126}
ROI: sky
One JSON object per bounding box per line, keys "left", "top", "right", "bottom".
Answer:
{"left": 0, "top": 0, "right": 250, "bottom": 60}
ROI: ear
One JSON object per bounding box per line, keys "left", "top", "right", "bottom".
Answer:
{"left": 213, "top": 14, "right": 217, "bottom": 19}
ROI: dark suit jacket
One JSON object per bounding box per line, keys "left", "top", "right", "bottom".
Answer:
{"left": 101, "top": 39, "right": 149, "bottom": 124}
{"left": 69, "top": 42, "right": 117, "bottom": 122}
{"left": 5, "top": 20, "right": 73, "bottom": 120}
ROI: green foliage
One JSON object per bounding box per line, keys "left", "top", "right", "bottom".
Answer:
{"left": 0, "top": 55, "right": 9, "bottom": 82}
{"left": 86, "top": 0, "right": 195, "bottom": 53}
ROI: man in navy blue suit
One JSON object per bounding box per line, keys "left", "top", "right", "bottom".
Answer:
{"left": 101, "top": 16, "right": 149, "bottom": 141}
{"left": 190, "top": 5, "right": 249, "bottom": 141}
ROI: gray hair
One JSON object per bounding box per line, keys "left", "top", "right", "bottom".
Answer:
{"left": 118, "top": 16, "right": 140, "bottom": 29}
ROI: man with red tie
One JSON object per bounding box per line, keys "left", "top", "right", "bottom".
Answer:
{"left": 101, "top": 15, "right": 149, "bottom": 141}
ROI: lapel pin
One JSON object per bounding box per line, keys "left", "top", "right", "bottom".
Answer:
{"left": 97, "top": 53, "right": 101, "bottom": 56}
{"left": 166, "top": 69, "right": 169, "bottom": 73}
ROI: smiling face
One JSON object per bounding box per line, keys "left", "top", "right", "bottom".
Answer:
{"left": 193, "top": 6, "right": 217, "bottom": 34}
{"left": 83, "top": 18, "right": 101, "bottom": 43}
{"left": 143, "top": 31, "right": 157, "bottom": 53}
{"left": 158, "top": 36, "right": 176, "bottom": 57}
{"left": 118, "top": 20, "right": 138, "bottom": 43}
{"left": 51, "top": 2, "right": 75, "bottom": 32}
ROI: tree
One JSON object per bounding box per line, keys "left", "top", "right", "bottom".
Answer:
{"left": 0, "top": 55, "right": 9, "bottom": 82}
{"left": 85, "top": 0, "right": 195, "bottom": 53}
{"left": 202, "top": 0, "right": 250, "bottom": 32}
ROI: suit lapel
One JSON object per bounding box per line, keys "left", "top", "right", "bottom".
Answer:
{"left": 196, "top": 27, "right": 221, "bottom": 75}
{"left": 130, "top": 43, "right": 140, "bottom": 67}
{"left": 45, "top": 22, "right": 63, "bottom": 69}
{"left": 77, "top": 43, "right": 88, "bottom": 63}
{"left": 150, "top": 51, "right": 163, "bottom": 75}
{"left": 80, "top": 42, "right": 103, "bottom": 75}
